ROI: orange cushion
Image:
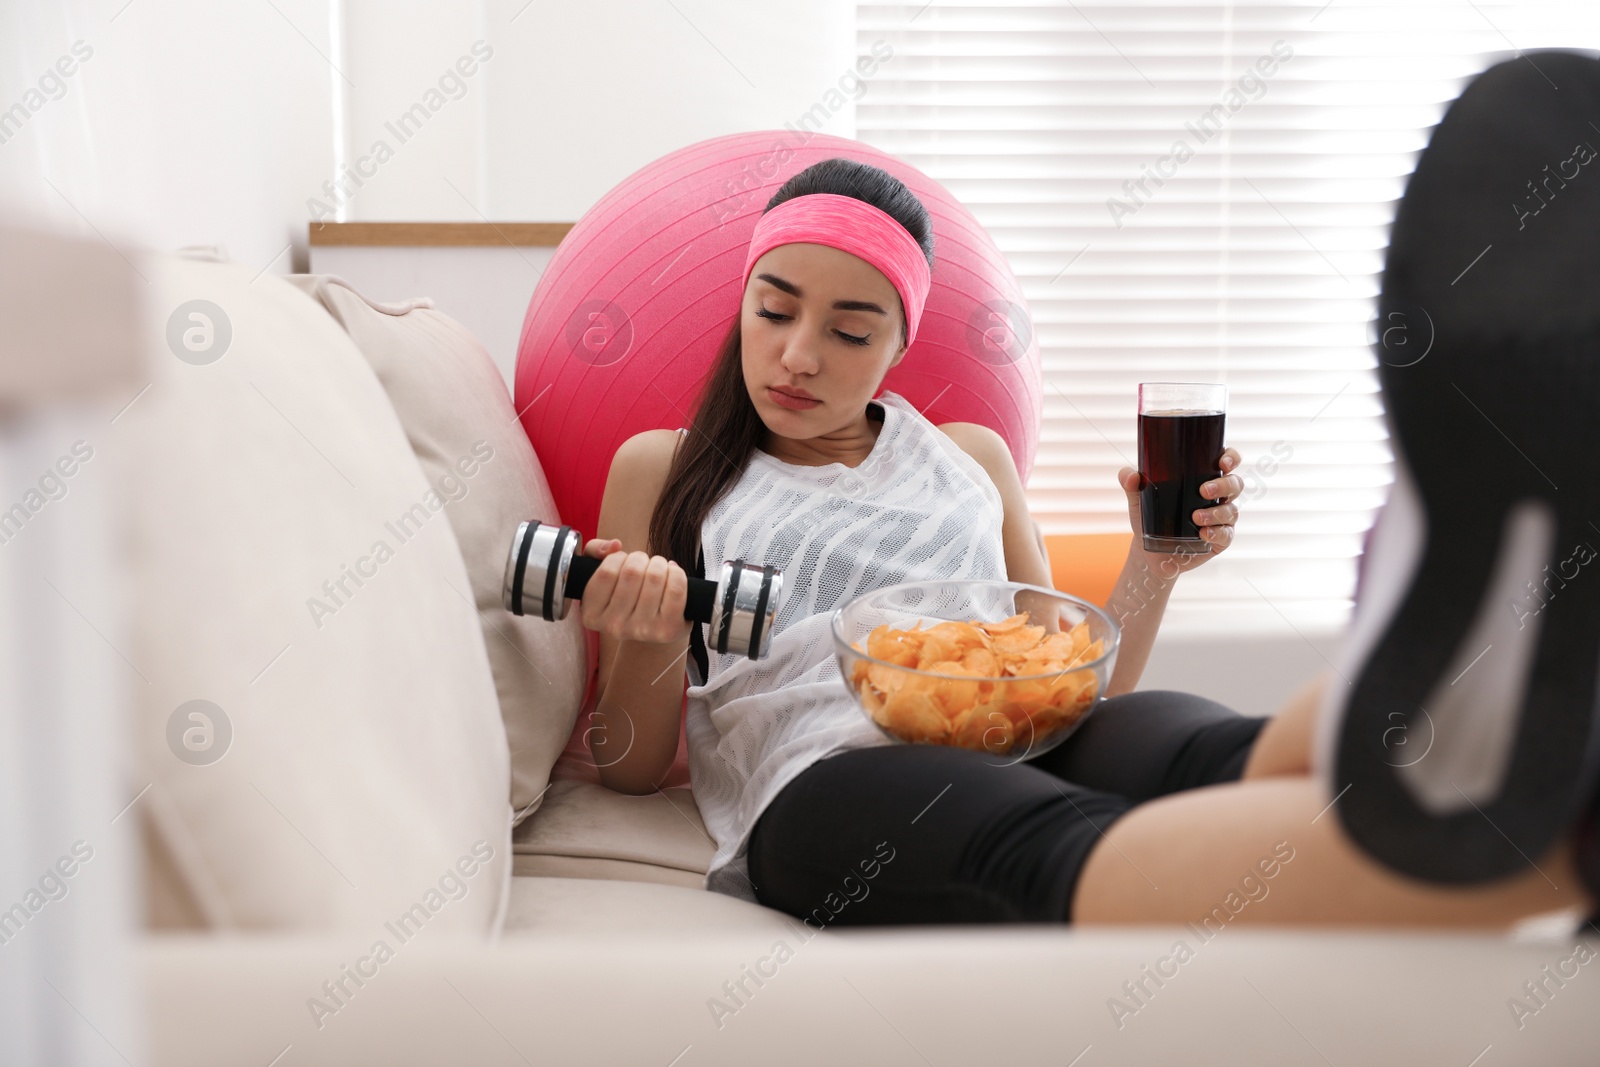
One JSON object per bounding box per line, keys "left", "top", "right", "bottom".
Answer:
{"left": 1044, "top": 532, "right": 1132, "bottom": 607}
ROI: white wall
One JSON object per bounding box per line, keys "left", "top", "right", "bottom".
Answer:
{"left": 0, "top": 0, "right": 338, "bottom": 278}
{"left": 480, "top": 0, "right": 855, "bottom": 220}
{"left": 1, "top": 0, "right": 854, "bottom": 272}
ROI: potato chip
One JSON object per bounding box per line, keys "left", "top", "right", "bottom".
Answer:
{"left": 977, "top": 613, "right": 1029, "bottom": 635}
{"left": 1037, "top": 630, "right": 1080, "bottom": 660}
{"left": 961, "top": 647, "right": 1002, "bottom": 678}
{"left": 916, "top": 622, "right": 986, "bottom": 668}
{"left": 990, "top": 624, "right": 1047, "bottom": 655}
{"left": 950, "top": 705, "right": 1014, "bottom": 754}
{"left": 866, "top": 623, "right": 922, "bottom": 667}
{"left": 859, "top": 679, "right": 886, "bottom": 718}
{"left": 928, "top": 620, "right": 988, "bottom": 653}
{"left": 1004, "top": 681, "right": 1052, "bottom": 719}
{"left": 866, "top": 661, "right": 913, "bottom": 698}
{"left": 922, "top": 660, "right": 983, "bottom": 718}
{"left": 880, "top": 686, "right": 948, "bottom": 743}
{"left": 1046, "top": 670, "right": 1095, "bottom": 709}
{"left": 1008, "top": 652, "right": 1061, "bottom": 679}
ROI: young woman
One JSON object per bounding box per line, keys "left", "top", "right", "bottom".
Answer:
{"left": 574, "top": 157, "right": 1595, "bottom": 929}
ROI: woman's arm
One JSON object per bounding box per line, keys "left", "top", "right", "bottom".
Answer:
{"left": 1100, "top": 547, "right": 1177, "bottom": 697}
{"left": 1100, "top": 456, "right": 1243, "bottom": 694}
{"left": 587, "top": 430, "right": 695, "bottom": 795}
{"left": 937, "top": 423, "right": 1053, "bottom": 589}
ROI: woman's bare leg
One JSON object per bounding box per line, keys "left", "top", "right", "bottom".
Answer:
{"left": 1239, "top": 671, "right": 1329, "bottom": 780}
{"left": 1072, "top": 776, "right": 1587, "bottom": 926}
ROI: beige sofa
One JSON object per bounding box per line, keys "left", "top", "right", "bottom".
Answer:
{"left": 111, "top": 250, "right": 1599, "bottom": 1064}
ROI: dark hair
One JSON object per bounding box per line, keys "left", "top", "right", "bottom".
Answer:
{"left": 646, "top": 157, "right": 935, "bottom": 572}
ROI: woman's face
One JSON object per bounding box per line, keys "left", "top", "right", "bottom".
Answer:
{"left": 741, "top": 241, "right": 907, "bottom": 439}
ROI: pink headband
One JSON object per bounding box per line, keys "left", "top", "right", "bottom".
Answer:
{"left": 742, "top": 192, "right": 931, "bottom": 348}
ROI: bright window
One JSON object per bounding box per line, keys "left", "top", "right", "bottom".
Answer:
{"left": 857, "top": 0, "right": 1600, "bottom": 631}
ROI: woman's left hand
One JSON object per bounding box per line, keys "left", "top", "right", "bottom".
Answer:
{"left": 1116, "top": 448, "right": 1243, "bottom": 571}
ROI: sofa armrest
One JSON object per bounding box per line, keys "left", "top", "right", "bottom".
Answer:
{"left": 142, "top": 928, "right": 1599, "bottom": 1064}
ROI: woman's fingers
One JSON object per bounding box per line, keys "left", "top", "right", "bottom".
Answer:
{"left": 583, "top": 550, "right": 643, "bottom": 625}
{"left": 1200, "top": 472, "right": 1243, "bottom": 503}
{"left": 663, "top": 558, "right": 688, "bottom": 622}
{"left": 1117, "top": 467, "right": 1144, "bottom": 534}
{"left": 578, "top": 551, "right": 615, "bottom": 619}
{"left": 633, "top": 555, "right": 670, "bottom": 632}
{"left": 612, "top": 552, "right": 650, "bottom": 617}
{"left": 1193, "top": 502, "right": 1239, "bottom": 527}
{"left": 583, "top": 536, "right": 622, "bottom": 558}
{"left": 654, "top": 560, "right": 690, "bottom": 645}
{"left": 582, "top": 550, "right": 690, "bottom": 643}
{"left": 634, "top": 555, "right": 692, "bottom": 642}
{"left": 1194, "top": 453, "right": 1243, "bottom": 558}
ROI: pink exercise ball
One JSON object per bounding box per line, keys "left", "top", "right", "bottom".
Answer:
{"left": 514, "top": 131, "right": 1041, "bottom": 541}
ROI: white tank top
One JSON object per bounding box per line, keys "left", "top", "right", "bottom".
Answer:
{"left": 676, "top": 390, "right": 1010, "bottom": 902}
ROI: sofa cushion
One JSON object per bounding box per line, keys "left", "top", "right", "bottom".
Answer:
{"left": 122, "top": 252, "right": 510, "bottom": 931}
{"left": 511, "top": 779, "right": 714, "bottom": 883}
{"left": 512, "top": 854, "right": 704, "bottom": 889}
{"left": 501, "top": 876, "right": 792, "bottom": 934}
{"left": 280, "top": 274, "right": 587, "bottom": 821}
{"left": 1044, "top": 531, "right": 1133, "bottom": 607}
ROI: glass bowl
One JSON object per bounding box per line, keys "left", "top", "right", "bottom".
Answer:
{"left": 831, "top": 579, "right": 1120, "bottom": 763}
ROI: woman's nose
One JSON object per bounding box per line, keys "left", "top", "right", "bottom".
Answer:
{"left": 779, "top": 336, "right": 820, "bottom": 375}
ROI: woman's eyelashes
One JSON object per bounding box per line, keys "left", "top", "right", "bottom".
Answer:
{"left": 755, "top": 307, "right": 871, "bottom": 346}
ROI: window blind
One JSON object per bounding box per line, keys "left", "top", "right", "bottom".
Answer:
{"left": 856, "top": 0, "right": 1600, "bottom": 631}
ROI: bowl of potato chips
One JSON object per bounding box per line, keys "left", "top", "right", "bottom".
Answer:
{"left": 831, "top": 580, "right": 1119, "bottom": 761}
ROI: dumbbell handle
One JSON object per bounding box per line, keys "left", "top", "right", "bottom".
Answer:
{"left": 561, "top": 552, "right": 718, "bottom": 624}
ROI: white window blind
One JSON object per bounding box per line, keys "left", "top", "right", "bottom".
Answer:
{"left": 857, "top": 0, "right": 1600, "bottom": 631}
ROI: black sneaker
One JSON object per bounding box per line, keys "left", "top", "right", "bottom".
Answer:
{"left": 1315, "top": 51, "right": 1600, "bottom": 884}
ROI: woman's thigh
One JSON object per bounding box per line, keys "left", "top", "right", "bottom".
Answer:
{"left": 1071, "top": 776, "right": 1582, "bottom": 925}
{"left": 1023, "top": 689, "right": 1268, "bottom": 801}
{"left": 746, "top": 743, "right": 1133, "bottom": 927}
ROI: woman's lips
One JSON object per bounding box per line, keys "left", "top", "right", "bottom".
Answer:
{"left": 768, "top": 387, "right": 821, "bottom": 410}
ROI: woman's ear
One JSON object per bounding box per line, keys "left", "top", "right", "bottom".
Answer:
{"left": 888, "top": 339, "right": 907, "bottom": 368}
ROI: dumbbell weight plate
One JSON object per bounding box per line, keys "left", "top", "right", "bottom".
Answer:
{"left": 501, "top": 520, "right": 581, "bottom": 621}
{"left": 708, "top": 559, "right": 784, "bottom": 664}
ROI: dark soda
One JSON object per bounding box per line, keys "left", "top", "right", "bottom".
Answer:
{"left": 1138, "top": 409, "right": 1225, "bottom": 546}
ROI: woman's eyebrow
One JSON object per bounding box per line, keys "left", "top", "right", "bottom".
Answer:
{"left": 756, "top": 273, "right": 887, "bottom": 316}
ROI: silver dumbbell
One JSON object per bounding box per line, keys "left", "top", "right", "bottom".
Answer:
{"left": 501, "top": 520, "right": 784, "bottom": 661}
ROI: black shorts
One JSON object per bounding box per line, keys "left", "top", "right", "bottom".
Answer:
{"left": 746, "top": 690, "right": 1267, "bottom": 925}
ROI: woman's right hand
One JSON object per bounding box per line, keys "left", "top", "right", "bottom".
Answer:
{"left": 578, "top": 538, "right": 694, "bottom": 646}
